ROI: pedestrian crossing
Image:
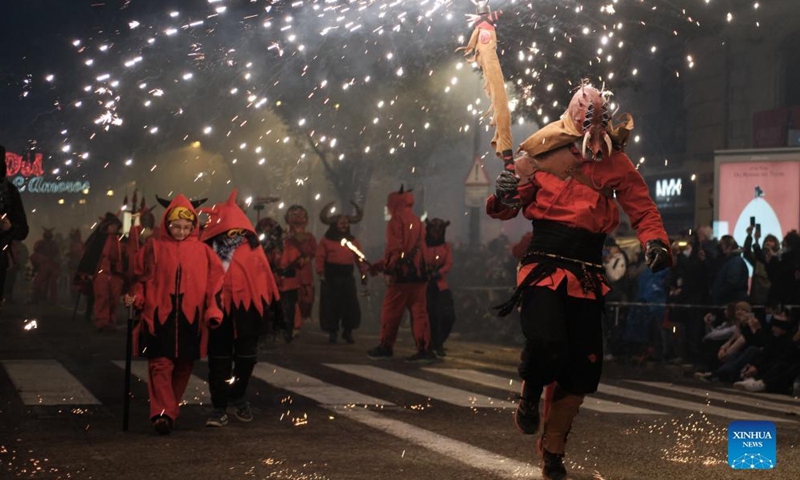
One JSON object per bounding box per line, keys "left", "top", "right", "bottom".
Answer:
{"left": 3, "top": 358, "right": 796, "bottom": 423}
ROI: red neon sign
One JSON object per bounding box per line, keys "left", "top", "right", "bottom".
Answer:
{"left": 5, "top": 152, "right": 45, "bottom": 178}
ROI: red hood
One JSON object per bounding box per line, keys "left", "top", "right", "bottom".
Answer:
{"left": 387, "top": 191, "right": 414, "bottom": 216}
{"left": 159, "top": 194, "right": 200, "bottom": 241}
{"left": 198, "top": 189, "right": 256, "bottom": 241}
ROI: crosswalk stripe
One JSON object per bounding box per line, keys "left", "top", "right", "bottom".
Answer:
{"left": 252, "top": 363, "right": 394, "bottom": 407}
{"left": 630, "top": 381, "right": 800, "bottom": 417}
{"left": 331, "top": 408, "right": 540, "bottom": 479}
{"left": 326, "top": 364, "right": 514, "bottom": 408}
{"left": 424, "top": 368, "right": 665, "bottom": 415}
{"left": 596, "top": 383, "right": 792, "bottom": 423}
{"left": 1, "top": 359, "right": 101, "bottom": 406}
{"left": 111, "top": 360, "right": 211, "bottom": 405}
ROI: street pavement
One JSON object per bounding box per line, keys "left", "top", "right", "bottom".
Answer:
{"left": 1, "top": 302, "right": 799, "bottom": 480}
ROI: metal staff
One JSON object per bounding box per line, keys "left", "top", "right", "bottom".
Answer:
{"left": 122, "top": 304, "right": 134, "bottom": 432}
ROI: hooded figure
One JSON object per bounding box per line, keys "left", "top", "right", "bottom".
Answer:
{"left": 256, "top": 216, "right": 301, "bottom": 343}
{"left": 487, "top": 81, "right": 671, "bottom": 479}
{"left": 88, "top": 214, "right": 124, "bottom": 331}
{"left": 0, "top": 144, "right": 30, "bottom": 307}
{"left": 125, "top": 194, "right": 224, "bottom": 435}
{"left": 367, "top": 186, "right": 433, "bottom": 362}
{"left": 30, "top": 227, "right": 61, "bottom": 305}
{"left": 199, "top": 190, "right": 280, "bottom": 426}
{"left": 423, "top": 218, "right": 456, "bottom": 357}
{"left": 316, "top": 201, "right": 367, "bottom": 344}
{"left": 284, "top": 205, "right": 317, "bottom": 333}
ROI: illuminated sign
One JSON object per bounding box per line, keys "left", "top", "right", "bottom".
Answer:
{"left": 5, "top": 151, "right": 90, "bottom": 194}
{"left": 655, "top": 178, "right": 683, "bottom": 198}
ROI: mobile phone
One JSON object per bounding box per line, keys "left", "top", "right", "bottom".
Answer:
{"left": 756, "top": 223, "right": 761, "bottom": 236}
{"left": 750, "top": 216, "right": 756, "bottom": 227}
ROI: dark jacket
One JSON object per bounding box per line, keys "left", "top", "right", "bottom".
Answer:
{"left": 710, "top": 253, "right": 748, "bottom": 306}
{"left": 0, "top": 179, "right": 29, "bottom": 269}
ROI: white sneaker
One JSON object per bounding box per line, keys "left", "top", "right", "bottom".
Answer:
{"left": 734, "top": 378, "right": 766, "bottom": 392}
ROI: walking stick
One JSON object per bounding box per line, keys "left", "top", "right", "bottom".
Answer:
{"left": 122, "top": 304, "right": 134, "bottom": 432}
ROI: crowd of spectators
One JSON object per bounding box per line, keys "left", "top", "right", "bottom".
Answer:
{"left": 601, "top": 225, "right": 800, "bottom": 396}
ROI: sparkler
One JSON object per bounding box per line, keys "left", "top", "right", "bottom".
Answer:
{"left": 340, "top": 237, "right": 371, "bottom": 267}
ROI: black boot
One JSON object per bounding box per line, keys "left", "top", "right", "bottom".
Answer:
{"left": 328, "top": 331, "right": 338, "bottom": 344}
{"left": 514, "top": 397, "right": 540, "bottom": 434}
{"left": 541, "top": 449, "right": 567, "bottom": 480}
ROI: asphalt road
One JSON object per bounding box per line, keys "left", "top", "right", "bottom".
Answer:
{"left": 1, "top": 302, "right": 799, "bottom": 480}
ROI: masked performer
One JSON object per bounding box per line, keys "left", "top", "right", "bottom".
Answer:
{"left": 257, "top": 217, "right": 300, "bottom": 343}
{"left": 487, "top": 83, "right": 671, "bottom": 480}
{"left": 423, "top": 218, "right": 456, "bottom": 358}
{"left": 200, "top": 190, "right": 280, "bottom": 427}
{"left": 367, "top": 186, "right": 433, "bottom": 363}
{"left": 284, "top": 205, "right": 317, "bottom": 336}
{"left": 124, "top": 195, "right": 224, "bottom": 435}
{"left": 316, "top": 202, "right": 367, "bottom": 344}
{"left": 30, "top": 228, "right": 61, "bottom": 305}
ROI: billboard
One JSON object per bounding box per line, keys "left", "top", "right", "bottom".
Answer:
{"left": 715, "top": 149, "right": 800, "bottom": 244}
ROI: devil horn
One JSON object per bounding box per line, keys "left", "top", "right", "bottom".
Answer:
{"left": 155, "top": 195, "right": 172, "bottom": 208}
{"left": 190, "top": 198, "right": 208, "bottom": 209}
{"left": 319, "top": 201, "right": 336, "bottom": 225}
{"left": 347, "top": 201, "right": 363, "bottom": 224}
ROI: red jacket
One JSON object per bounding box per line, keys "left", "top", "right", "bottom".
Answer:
{"left": 424, "top": 243, "right": 453, "bottom": 291}
{"left": 131, "top": 195, "right": 224, "bottom": 356}
{"left": 286, "top": 231, "right": 317, "bottom": 285}
{"left": 271, "top": 242, "right": 302, "bottom": 292}
{"left": 486, "top": 149, "right": 668, "bottom": 299}
{"left": 316, "top": 236, "right": 369, "bottom": 274}
{"left": 381, "top": 190, "right": 427, "bottom": 282}
{"left": 199, "top": 190, "right": 281, "bottom": 316}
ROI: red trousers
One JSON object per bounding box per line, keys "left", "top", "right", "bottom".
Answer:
{"left": 147, "top": 357, "right": 194, "bottom": 421}
{"left": 379, "top": 282, "right": 430, "bottom": 351}
{"left": 93, "top": 272, "right": 124, "bottom": 329}
{"left": 32, "top": 266, "right": 59, "bottom": 304}
{"left": 296, "top": 284, "right": 315, "bottom": 328}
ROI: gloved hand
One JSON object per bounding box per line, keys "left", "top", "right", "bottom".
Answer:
{"left": 495, "top": 170, "right": 520, "bottom": 208}
{"left": 645, "top": 239, "right": 672, "bottom": 272}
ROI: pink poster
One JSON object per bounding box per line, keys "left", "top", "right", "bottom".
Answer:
{"left": 718, "top": 161, "right": 800, "bottom": 243}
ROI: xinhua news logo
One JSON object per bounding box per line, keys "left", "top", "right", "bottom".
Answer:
{"left": 728, "top": 421, "right": 776, "bottom": 470}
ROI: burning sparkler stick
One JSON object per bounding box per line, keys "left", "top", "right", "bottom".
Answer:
{"left": 340, "top": 237, "right": 372, "bottom": 268}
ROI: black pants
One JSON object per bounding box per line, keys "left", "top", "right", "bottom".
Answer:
{"left": 207, "top": 307, "right": 261, "bottom": 410}
{"left": 280, "top": 289, "right": 298, "bottom": 337}
{"left": 518, "top": 284, "right": 604, "bottom": 395}
{"left": 426, "top": 282, "right": 455, "bottom": 350}
{"left": 319, "top": 275, "right": 361, "bottom": 333}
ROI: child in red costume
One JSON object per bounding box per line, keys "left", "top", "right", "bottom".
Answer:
{"left": 367, "top": 186, "right": 434, "bottom": 363}
{"left": 124, "top": 195, "right": 224, "bottom": 435}
{"left": 200, "top": 190, "right": 281, "bottom": 427}
{"left": 423, "top": 218, "right": 456, "bottom": 358}
{"left": 284, "top": 205, "right": 317, "bottom": 335}
{"left": 30, "top": 228, "right": 61, "bottom": 304}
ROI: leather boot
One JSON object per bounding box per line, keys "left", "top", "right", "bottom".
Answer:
{"left": 514, "top": 380, "right": 542, "bottom": 434}
{"left": 539, "top": 385, "right": 584, "bottom": 479}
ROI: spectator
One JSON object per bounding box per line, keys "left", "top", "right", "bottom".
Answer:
{"left": 696, "top": 303, "right": 738, "bottom": 372}
{"left": 734, "top": 309, "right": 798, "bottom": 393}
{"left": 669, "top": 236, "right": 706, "bottom": 364}
{"left": 769, "top": 231, "right": 800, "bottom": 317}
{"left": 709, "top": 235, "right": 748, "bottom": 306}
{"left": 742, "top": 226, "right": 777, "bottom": 306}
{"left": 695, "top": 302, "right": 764, "bottom": 383}
{"left": 0, "top": 144, "right": 30, "bottom": 310}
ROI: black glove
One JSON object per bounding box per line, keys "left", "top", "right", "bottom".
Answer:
{"left": 495, "top": 170, "right": 520, "bottom": 207}
{"left": 645, "top": 239, "right": 672, "bottom": 272}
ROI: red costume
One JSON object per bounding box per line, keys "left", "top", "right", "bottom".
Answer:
{"left": 316, "top": 202, "right": 367, "bottom": 343}
{"left": 367, "top": 186, "right": 432, "bottom": 362}
{"left": 257, "top": 217, "right": 301, "bottom": 343}
{"left": 129, "top": 195, "right": 224, "bottom": 430}
{"left": 487, "top": 83, "right": 671, "bottom": 479}
{"left": 423, "top": 218, "right": 456, "bottom": 357}
{"left": 284, "top": 205, "right": 316, "bottom": 331}
{"left": 30, "top": 228, "right": 61, "bottom": 304}
{"left": 200, "top": 190, "right": 280, "bottom": 424}
{"left": 92, "top": 233, "right": 125, "bottom": 331}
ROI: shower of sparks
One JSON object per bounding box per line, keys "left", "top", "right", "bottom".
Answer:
{"left": 6, "top": 0, "right": 767, "bottom": 200}
{"left": 23, "top": 319, "right": 38, "bottom": 331}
